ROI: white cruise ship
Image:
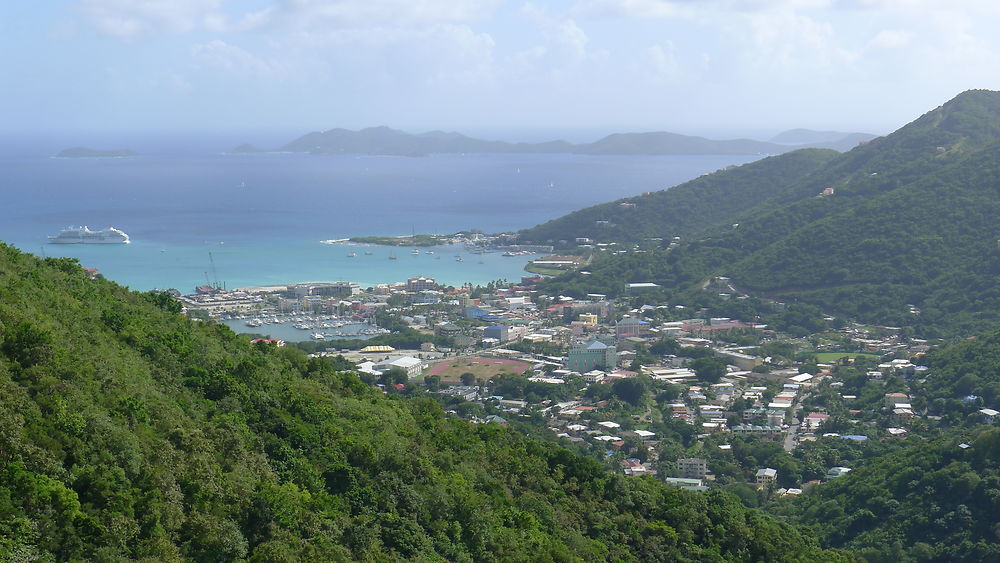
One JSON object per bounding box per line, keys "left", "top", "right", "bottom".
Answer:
{"left": 48, "top": 226, "right": 130, "bottom": 244}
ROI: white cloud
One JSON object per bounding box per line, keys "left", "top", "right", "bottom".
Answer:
{"left": 80, "top": 0, "right": 502, "bottom": 37}
{"left": 519, "top": 3, "right": 592, "bottom": 65}
{"left": 81, "top": 0, "right": 227, "bottom": 37}
{"left": 868, "top": 29, "right": 911, "bottom": 49}
{"left": 647, "top": 41, "right": 680, "bottom": 79}
{"left": 191, "top": 39, "right": 281, "bottom": 78}
{"left": 231, "top": 0, "right": 503, "bottom": 32}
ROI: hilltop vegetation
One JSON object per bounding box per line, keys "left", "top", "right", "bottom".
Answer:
{"left": 771, "top": 427, "right": 1000, "bottom": 561}
{"left": 520, "top": 148, "right": 839, "bottom": 244}
{"left": 533, "top": 89, "right": 1000, "bottom": 336}
{"left": 0, "top": 244, "right": 843, "bottom": 561}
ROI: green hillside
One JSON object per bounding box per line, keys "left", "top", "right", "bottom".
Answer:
{"left": 0, "top": 244, "right": 843, "bottom": 561}
{"left": 519, "top": 148, "right": 839, "bottom": 244}
{"left": 533, "top": 90, "right": 1000, "bottom": 335}
{"left": 771, "top": 426, "right": 1000, "bottom": 561}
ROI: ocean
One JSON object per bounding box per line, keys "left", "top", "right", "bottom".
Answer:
{"left": 0, "top": 138, "right": 757, "bottom": 292}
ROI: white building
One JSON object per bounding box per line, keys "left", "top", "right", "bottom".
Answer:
{"left": 372, "top": 356, "right": 425, "bottom": 379}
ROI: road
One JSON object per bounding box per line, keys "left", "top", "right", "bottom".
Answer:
{"left": 783, "top": 423, "right": 799, "bottom": 452}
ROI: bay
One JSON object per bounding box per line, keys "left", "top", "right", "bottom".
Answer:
{"left": 0, "top": 149, "right": 758, "bottom": 292}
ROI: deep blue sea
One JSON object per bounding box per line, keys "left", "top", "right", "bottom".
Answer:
{"left": 0, "top": 135, "right": 757, "bottom": 292}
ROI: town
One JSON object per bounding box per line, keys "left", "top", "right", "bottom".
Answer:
{"left": 175, "top": 264, "right": 972, "bottom": 506}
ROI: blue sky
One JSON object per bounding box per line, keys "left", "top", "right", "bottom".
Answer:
{"left": 4, "top": 1, "right": 1000, "bottom": 138}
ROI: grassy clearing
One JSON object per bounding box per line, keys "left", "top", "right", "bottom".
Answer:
{"left": 814, "top": 352, "right": 881, "bottom": 364}
{"left": 425, "top": 358, "right": 531, "bottom": 382}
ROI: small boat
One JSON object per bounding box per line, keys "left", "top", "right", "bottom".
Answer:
{"left": 388, "top": 250, "right": 397, "bottom": 260}
{"left": 411, "top": 249, "right": 420, "bottom": 255}
{"left": 364, "top": 251, "right": 373, "bottom": 255}
{"left": 347, "top": 252, "right": 357, "bottom": 257}
{"left": 455, "top": 256, "right": 463, "bottom": 262}
{"left": 311, "top": 332, "right": 325, "bottom": 340}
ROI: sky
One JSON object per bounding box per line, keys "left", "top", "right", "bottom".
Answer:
{"left": 4, "top": 0, "right": 1000, "bottom": 140}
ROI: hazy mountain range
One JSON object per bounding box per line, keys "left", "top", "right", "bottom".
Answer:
{"left": 232, "top": 127, "right": 876, "bottom": 157}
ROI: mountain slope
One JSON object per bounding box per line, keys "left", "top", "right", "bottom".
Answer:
{"left": 519, "top": 148, "right": 839, "bottom": 244}
{"left": 0, "top": 244, "right": 843, "bottom": 561}
{"left": 533, "top": 89, "right": 1000, "bottom": 335}
{"left": 771, "top": 426, "right": 1000, "bottom": 561}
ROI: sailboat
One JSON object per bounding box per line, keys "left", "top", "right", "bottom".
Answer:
{"left": 388, "top": 250, "right": 397, "bottom": 260}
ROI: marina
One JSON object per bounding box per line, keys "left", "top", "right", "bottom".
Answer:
{"left": 220, "top": 313, "right": 387, "bottom": 342}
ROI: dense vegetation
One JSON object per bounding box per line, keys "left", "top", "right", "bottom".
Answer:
{"left": 533, "top": 89, "right": 1000, "bottom": 336}
{"left": 519, "top": 148, "right": 839, "bottom": 244}
{"left": 916, "top": 330, "right": 1000, "bottom": 422}
{"left": 0, "top": 244, "right": 844, "bottom": 561}
{"left": 771, "top": 427, "right": 1000, "bottom": 562}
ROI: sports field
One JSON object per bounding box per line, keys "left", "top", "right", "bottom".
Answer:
{"left": 424, "top": 358, "right": 531, "bottom": 382}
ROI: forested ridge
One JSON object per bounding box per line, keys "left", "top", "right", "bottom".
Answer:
{"left": 519, "top": 148, "right": 839, "bottom": 244}
{"left": 532, "top": 89, "right": 1000, "bottom": 336}
{"left": 0, "top": 243, "right": 844, "bottom": 561}
{"left": 770, "top": 426, "right": 1000, "bottom": 562}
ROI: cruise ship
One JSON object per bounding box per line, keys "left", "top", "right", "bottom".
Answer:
{"left": 48, "top": 226, "right": 130, "bottom": 244}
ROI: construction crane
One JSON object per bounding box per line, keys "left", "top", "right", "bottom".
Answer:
{"left": 208, "top": 252, "right": 222, "bottom": 290}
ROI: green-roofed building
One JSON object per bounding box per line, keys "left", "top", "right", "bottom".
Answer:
{"left": 567, "top": 339, "right": 617, "bottom": 372}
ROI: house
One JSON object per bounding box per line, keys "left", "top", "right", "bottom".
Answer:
{"left": 677, "top": 457, "right": 708, "bottom": 479}
{"left": 756, "top": 468, "right": 777, "bottom": 486}
{"left": 616, "top": 317, "right": 650, "bottom": 339}
{"left": 826, "top": 466, "right": 852, "bottom": 479}
{"left": 502, "top": 296, "right": 529, "bottom": 310}
{"left": 803, "top": 412, "right": 830, "bottom": 430}
{"left": 663, "top": 477, "right": 708, "bottom": 491}
{"left": 885, "top": 392, "right": 910, "bottom": 409}
{"left": 731, "top": 425, "right": 783, "bottom": 441}
{"left": 437, "top": 386, "right": 479, "bottom": 402}
{"left": 980, "top": 408, "right": 999, "bottom": 423}
{"left": 435, "top": 323, "right": 463, "bottom": 337}
{"left": 622, "top": 458, "right": 653, "bottom": 476}
{"left": 717, "top": 350, "right": 762, "bottom": 371}
{"left": 406, "top": 276, "right": 436, "bottom": 291}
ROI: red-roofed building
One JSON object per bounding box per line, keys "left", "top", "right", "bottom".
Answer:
{"left": 803, "top": 412, "right": 830, "bottom": 429}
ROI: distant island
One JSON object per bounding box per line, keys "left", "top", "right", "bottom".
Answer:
{"left": 233, "top": 126, "right": 877, "bottom": 157}
{"left": 56, "top": 147, "right": 137, "bottom": 158}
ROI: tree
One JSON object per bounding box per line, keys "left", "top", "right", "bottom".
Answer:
{"left": 460, "top": 372, "right": 476, "bottom": 386}
{"left": 612, "top": 377, "right": 651, "bottom": 406}
{"left": 424, "top": 375, "right": 442, "bottom": 391}
{"left": 691, "top": 357, "right": 726, "bottom": 383}
{"left": 379, "top": 368, "right": 408, "bottom": 386}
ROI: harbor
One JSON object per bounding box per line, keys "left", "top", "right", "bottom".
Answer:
{"left": 218, "top": 313, "right": 386, "bottom": 342}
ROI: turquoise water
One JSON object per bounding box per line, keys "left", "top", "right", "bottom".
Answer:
{"left": 1, "top": 148, "right": 758, "bottom": 292}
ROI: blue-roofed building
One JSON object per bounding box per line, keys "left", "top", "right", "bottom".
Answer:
{"left": 465, "top": 307, "right": 500, "bottom": 322}
{"left": 567, "top": 339, "right": 617, "bottom": 372}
